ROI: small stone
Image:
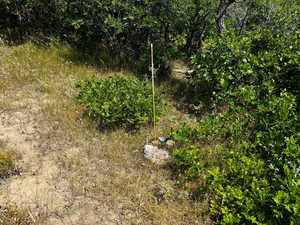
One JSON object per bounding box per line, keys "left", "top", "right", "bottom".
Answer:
{"left": 144, "top": 144, "right": 170, "bottom": 164}
{"left": 166, "top": 140, "right": 175, "bottom": 149}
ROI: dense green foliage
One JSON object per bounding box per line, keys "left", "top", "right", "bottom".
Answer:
{"left": 172, "top": 28, "right": 300, "bottom": 224}
{"left": 189, "top": 28, "right": 300, "bottom": 107}
{"left": 75, "top": 77, "right": 164, "bottom": 129}
{"left": 0, "top": 0, "right": 216, "bottom": 77}
{"left": 0, "top": 0, "right": 298, "bottom": 80}
{"left": 2, "top": 0, "right": 298, "bottom": 77}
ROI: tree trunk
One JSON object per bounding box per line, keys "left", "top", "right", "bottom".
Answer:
{"left": 184, "top": 1, "right": 211, "bottom": 55}
{"left": 216, "top": 0, "right": 236, "bottom": 33}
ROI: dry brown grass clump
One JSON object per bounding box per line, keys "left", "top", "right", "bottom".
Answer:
{"left": 0, "top": 206, "right": 32, "bottom": 225}
{"left": 0, "top": 205, "right": 44, "bottom": 225}
{"left": 0, "top": 140, "right": 17, "bottom": 179}
{"left": 0, "top": 152, "right": 15, "bottom": 179}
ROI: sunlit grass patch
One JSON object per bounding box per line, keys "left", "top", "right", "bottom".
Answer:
{"left": 0, "top": 42, "right": 131, "bottom": 95}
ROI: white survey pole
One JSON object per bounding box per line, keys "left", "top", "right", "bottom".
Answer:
{"left": 151, "top": 43, "right": 156, "bottom": 137}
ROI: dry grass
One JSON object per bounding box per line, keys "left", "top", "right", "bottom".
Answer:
{"left": 0, "top": 142, "right": 43, "bottom": 224}
{"left": 0, "top": 151, "right": 15, "bottom": 179}
{"left": 0, "top": 205, "right": 45, "bottom": 225}
{"left": 0, "top": 41, "right": 210, "bottom": 224}
{"left": 0, "top": 140, "right": 19, "bottom": 179}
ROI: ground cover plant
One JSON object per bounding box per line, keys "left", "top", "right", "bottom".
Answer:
{"left": 75, "top": 76, "right": 164, "bottom": 130}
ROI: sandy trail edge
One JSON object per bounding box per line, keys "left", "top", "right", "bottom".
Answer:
{"left": 0, "top": 96, "right": 121, "bottom": 225}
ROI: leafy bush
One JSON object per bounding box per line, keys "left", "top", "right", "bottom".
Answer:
{"left": 208, "top": 92, "right": 300, "bottom": 225}
{"left": 189, "top": 28, "right": 300, "bottom": 108}
{"left": 172, "top": 145, "right": 220, "bottom": 181}
{"left": 75, "top": 76, "right": 164, "bottom": 129}
{"left": 172, "top": 92, "right": 300, "bottom": 224}
{"left": 172, "top": 28, "right": 300, "bottom": 225}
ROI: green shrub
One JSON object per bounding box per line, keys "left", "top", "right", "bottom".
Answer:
{"left": 172, "top": 92, "right": 300, "bottom": 224}
{"left": 172, "top": 27, "right": 300, "bottom": 225}
{"left": 172, "top": 145, "right": 221, "bottom": 181}
{"left": 75, "top": 76, "right": 164, "bottom": 129}
{"left": 189, "top": 28, "right": 300, "bottom": 108}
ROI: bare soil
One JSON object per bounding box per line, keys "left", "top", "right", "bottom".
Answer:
{"left": 0, "top": 90, "right": 122, "bottom": 225}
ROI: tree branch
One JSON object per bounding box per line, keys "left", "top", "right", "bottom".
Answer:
{"left": 216, "top": 0, "right": 236, "bottom": 33}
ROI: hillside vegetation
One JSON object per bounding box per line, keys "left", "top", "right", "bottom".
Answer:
{"left": 1, "top": 0, "right": 299, "bottom": 225}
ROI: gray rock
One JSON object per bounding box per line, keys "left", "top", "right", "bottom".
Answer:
{"left": 144, "top": 144, "right": 170, "bottom": 164}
